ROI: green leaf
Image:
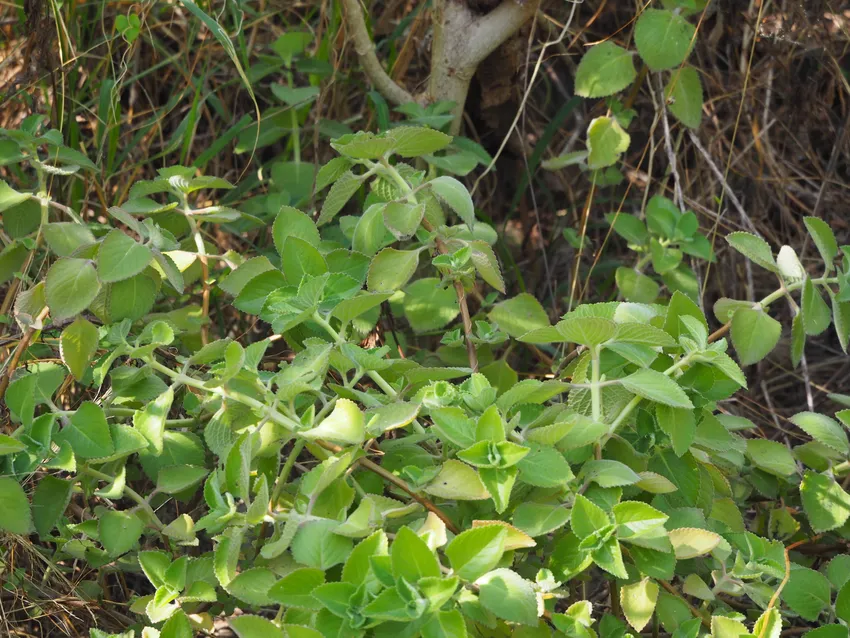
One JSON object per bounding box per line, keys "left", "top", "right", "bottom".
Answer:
{"left": 429, "top": 176, "right": 475, "bottom": 226}
{"left": 268, "top": 567, "right": 325, "bottom": 610}
{"left": 517, "top": 444, "right": 574, "bottom": 488}
{"left": 0, "top": 477, "right": 32, "bottom": 535}
{"left": 318, "top": 170, "right": 362, "bottom": 225}
{"left": 556, "top": 316, "right": 617, "bottom": 346}
{"left": 4, "top": 198, "right": 41, "bottom": 238}
{"left": 620, "top": 369, "right": 693, "bottom": 408}
{"left": 403, "top": 277, "right": 458, "bottom": 332}
{"left": 291, "top": 519, "right": 353, "bottom": 569}
{"left": 645, "top": 195, "right": 679, "bottom": 239}
{"left": 365, "top": 402, "right": 421, "bottom": 435}
{"left": 731, "top": 307, "right": 782, "bottom": 366}
{"left": 97, "top": 229, "right": 153, "bottom": 282}
{"left": 596, "top": 539, "right": 633, "bottom": 579}
{"left": 586, "top": 116, "right": 630, "bottom": 169}
{"left": 422, "top": 609, "right": 467, "bottom": 638}
{"left": 542, "top": 150, "right": 588, "bottom": 170}
{"left": 0, "top": 433, "right": 25, "bottom": 455}
{"left": 98, "top": 510, "right": 144, "bottom": 556}
{"left": 331, "top": 131, "right": 394, "bottom": 159}
{"left": 391, "top": 526, "right": 441, "bottom": 583}
{"left": 315, "top": 157, "right": 352, "bottom": 192}
{"left": 833, "top": 291, "right": 850, "bottom": 353}
{"left": 650, "top": 238, "right": 683, "bottom": 274}
{"left": 159, "top": 609, "right": 193, "bottom": 638}
{"left": 802, "top": 278, "right": 832, "bottom": 335}
{"left": 469, "top": 240, "right": 505, "bottom": 292}
{"left": 343, "top": 530, "right": 388, "bottom": 587}
{"left": 616, "top": 267, "right": 660, "bottom": 303}
{"left": 62, "top": 401, "right": 114, "bottom": 459}
{"left": 512, "top": 503, "right": 571, "bottom": 537}
{"left": 488, "top": 293, "right": 550, "bottom": 339}
{"left": 634, "top": 8, "right": 696, "bottom": 71}
{"left": 0, "top": 181, "right": 30, "bottom": 212}
{"left": 32, "top": 476, "right": 73, "bottom": 538}
{"left": 575, "top": 42, "right": 637, "bottom": 98}
{"left": 581, "top": 459, "right": 641, "bottom": 487}
{"left": 219, "top": 257, "right": 275, "bottom": 297}
{"left": 571, "top": 494, "right": 611, "bottom": 540}
{"left": 790, "top": 412, "right": 848, "bottom": 454}
{"left": 620, "top": 578, "right": 659, "bottom": 632}
{"left": 476, "top": 568, "right": 539, "bottom": 626}
{"left": 0, "top": 242, "right": 28, "bottom": 287}
{"left": 228, "top": 615, "right": 285, "bottom": 638}
{"left": 607, "top": 213, "right": 649, "bottom": 245}
{"left": 746, "top": 439, "right": 796, "bottom": 477}
{"left": 156, "top": 465, "right": 209, "bottom": 494}
{"left": 45, "top": 258, "right": 100, "bottom": 320}
{"left": 109, "top": 272, "right": 158, "bottom": 323}
{"left": 655, "top": 405, "right": 696, "bottom": 456}
{"left": 782, "top": 566, "right": 831, "bottom": 621}
{"left": 753, "top": 609, "right": 782, "bottom": 638}
{"left": 726, "top": 232, "right": 778, "bottom": 272}
{"left": 300, "top": 398, "right": 365, "bottom": 445}
{"left": 60, "top": 317, "right": 99, "bottom": 381}
{"left": 281, "top": 236, "right": 327, "bottom": 284}
{"left": 665, "top": 66, "right": 703, "bottom": 128}
{"left": 668, "top": 527, "right": 721, "bottom": 559}
{"left": 388, "top": 126, "right": 453, "bottom": 157}
{"left": 804, "top": 216, "right": 838, "bottom": 271}
{"left": 43, "top": 222, "right": 97, "bottom": 257}
{"left": 423, "top": 460, "right": 489, "bottom": 500}
{"left": 837, "top": 580, "right": 850, "bottom": 624}
{"left": 613, "top": 501, "right": 669, "bottom": 538}
{"left": 383, "top": 201, "right": 425, "bottom": 240}
{"left": 226, "top": 568, "right": 277, "bottom": 606}
{"left": 613, "top": 323, "right": 676, "bottom": 347}
{"left": 711, "top": 616, "right": 749, "bottom": 638}
{"left": 134, "top": 386, "right": 174, "bottom": 455}
{"left": 446, "top": 525, "right": 508, "bottom": 581}
{"left": 139, "top": 551, "right": 170, "bottom": 588}
{"left": 827, "top": 556, "right": 850, "bottom": 590}
{"left": 367, "top": 248, "right": 420, "bottom": 292}
{"left": 273, "top": 206, "right": 321, "bottom": 254}
{"left": 352, "top": 205, "right": 388, "bottom": 260}
{"left": 801, "top": 471, "right": 850, "bottom": 532}
{"left": 331, "top": 291, "right": 392, "bottom": 326}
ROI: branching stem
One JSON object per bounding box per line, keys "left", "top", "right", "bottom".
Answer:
{"left": 378, "top": 158, "right": 479, "bottom": 371}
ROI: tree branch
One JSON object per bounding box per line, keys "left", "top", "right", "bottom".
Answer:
{"left": 342, "top": 0, "right": 415, "bottom": 106}
{"left": 463, "top": 0, "right": 540, "bottom": 67}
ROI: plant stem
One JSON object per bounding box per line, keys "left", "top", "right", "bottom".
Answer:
{"left": 184, "top": 208, "right": 210, "bottom": 345}
{"left": 145, "top": 356, "right": 457, "bottom": 532}
{"left": 0, "top": 306, "right": 50, "bottom": 408}
{"left": 311, "top": 311, "right": 398, "bottom": 398}
{"left": 79, "top": 466, "right": 164, "bottom": 530}
{"left": 708, "top": 276, "right": 839, "bottom": 342}
{"left": 590, "top": 346, "right": 602, "bottom": 423}
{"left": 601, "top": 353, "right": 696, "bottom": 446}
{"left": 378, "top": 159, "right": 479, "bottom": 371}
{"left": 590, "top": 346, "right": 603, "bottom": 459}
{"left": 270, "top": 439, "right": 306, "bottom": 508}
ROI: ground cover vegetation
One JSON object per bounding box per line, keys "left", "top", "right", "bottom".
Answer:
{"left": 1, "top": 1, "right": 850, "bottom": 637}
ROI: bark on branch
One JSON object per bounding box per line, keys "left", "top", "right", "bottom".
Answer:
{"left": 429, "top": 0, "right": 540, "bottom": 133}
{"left": 342, "top": 0, "right": 415, "bottom": 105}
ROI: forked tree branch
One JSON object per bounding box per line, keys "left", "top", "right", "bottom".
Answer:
{"left": 429, "top": 0, "right": 540, "bottom": 133}
{"left": 462, "top": 0, "right": 541, "bottom": 67}
{"left": 342, "top": 0, "right": 415, "bottom": 105}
